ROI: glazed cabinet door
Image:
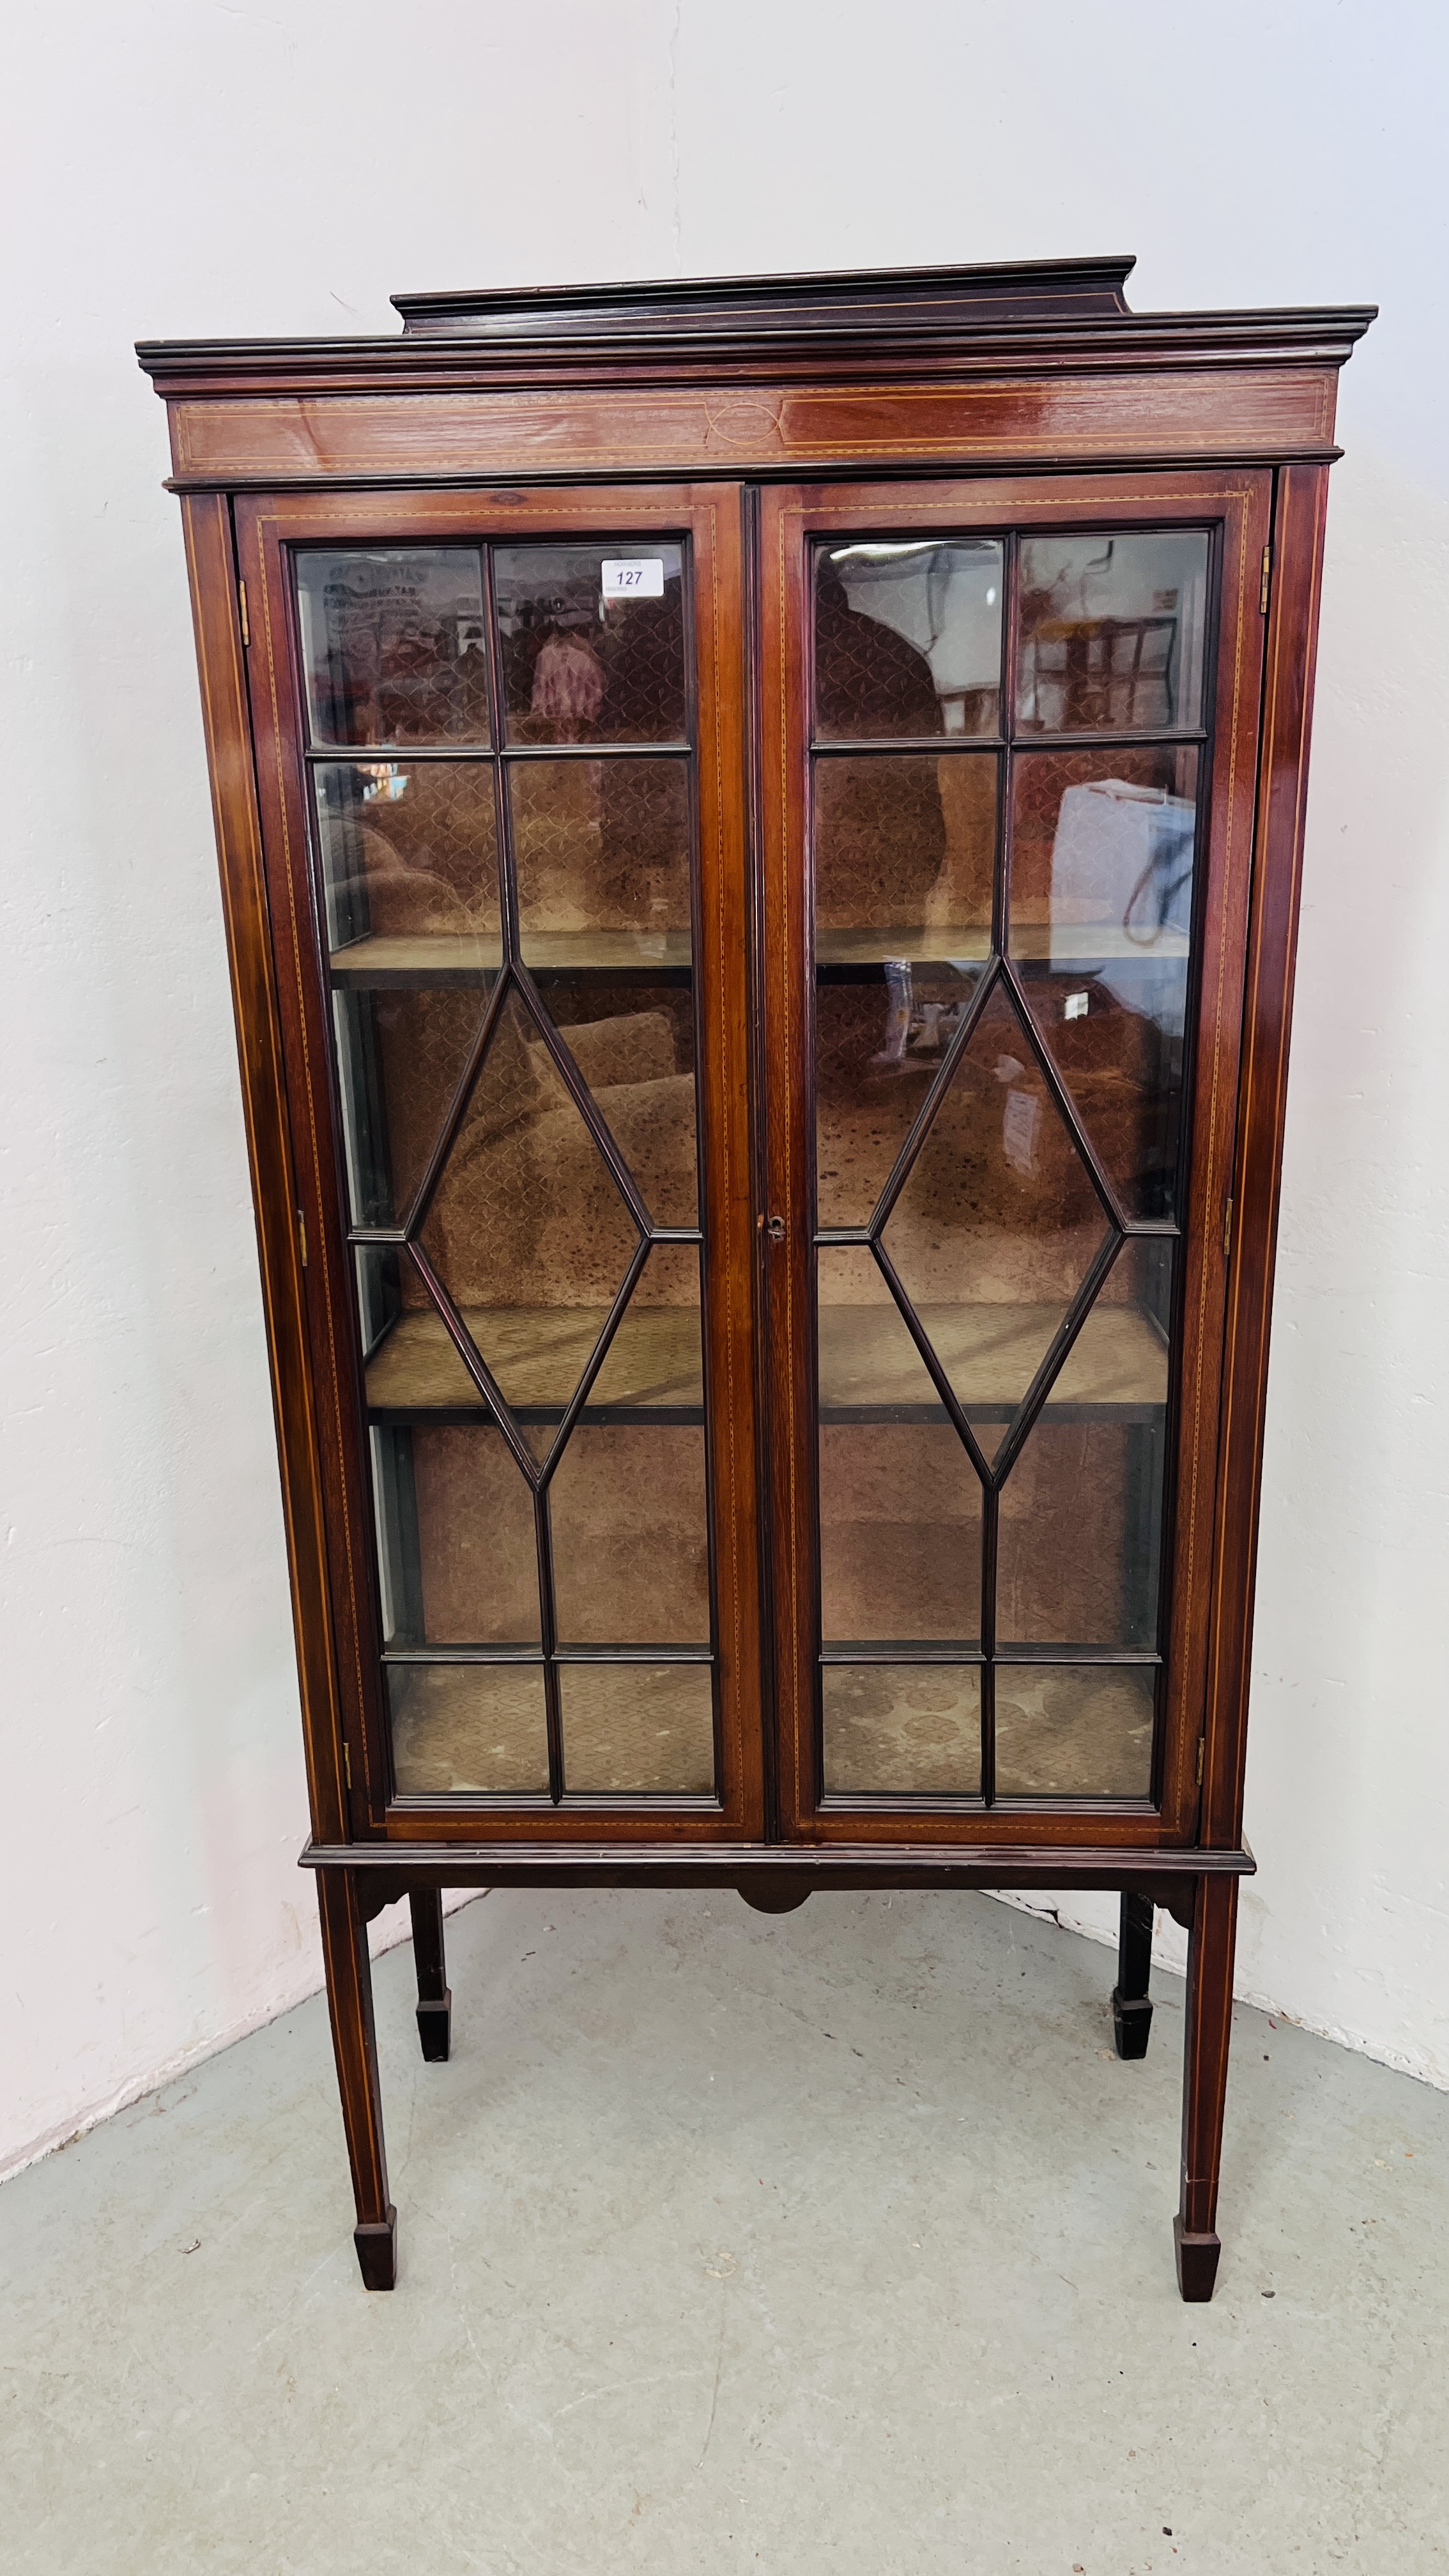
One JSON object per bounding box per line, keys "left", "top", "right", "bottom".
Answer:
{"left": 238, "top": 487, "right": 762, "bottom": 1841}
{"left": 758, "top": 473, "right": 1271, "bottom": 1846}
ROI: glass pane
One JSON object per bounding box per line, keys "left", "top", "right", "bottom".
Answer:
{"left": 822, "top": 1666, "right": 981, "bottom": 1795}
{"left": 542, "top": 977, "right": 698, "bottom": 1228}
{"left": 814, "top": 753, "right": 995, "bottom": 947}
{"left": 370, "top": 1425, "right": 541, "bottom": 1646}
{"left": 316, "top": 760, "right": 500, "bottom": 954}
{"left": 998, "top": 1407, "right": 1166, "bottom": 1651}
{"left": 560, "top": 1664, "right": 714, "bottom": 1794}
{"left": 388, "top": 1662, "right": 548, "bottom": 1795}
{"left": 816, "top": 962, "right": 983, "bottom": 1231}
{"left": 355, "top": 1244, "right": 402, "bottom": 1364}
{"left": 495, "top": 543, "right": 687, "bottom": 743}
{"left": 296, "top": 550, "right": 489, "bottom": 747}
{"left": 512, "top": 757, "right": 691, "bottom": 967}
{"left": 332, "top": 985, "right": 487, "bottom": 1230}
{"left": 880, "top": 981, "right": 1114, "bottom": 1458}
{"left": 992, "top": 1230, "right": 1173, "bottom": 1665}
{"left": 818, "top": 1242, "right": 949, "bottom": 1416}
{"left": 815, "top": 540, "right": 1003, "bottom": 737}
{"left": 820, "top": 1425, "right": 981, "bottom": 1646}
{"left": 1016, "top": 533, "right": 1209, "bottom": 735}
{"left": 993, "top": 1666, "right": 1155, "bottom": 1798}
{"left": 587, "top": 1241, "right": 705, "bottom": 1414}
{"left": 1010, "top": 749, "right": 1199, "bottom": 1220}
{"left": 551, "top": 1427, "right": 710, "bottom": 1644}
{"left": 418, "top": 987, "right": 641, "bottom": 1426}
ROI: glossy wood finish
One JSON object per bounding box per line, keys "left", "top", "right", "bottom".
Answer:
{"left": 302, "top": 1836, "right": 1250, "bottom": 1891}
{"left": 139, "top": 256, "right": 1370, "bottom": 487}
{"left": 409, "top": 1887, "right": 452, "bottom": 2062}
{"left": 146, "top": 261, "right": 1369, "bottom": 2299}
{"left": 176, "top": 494, "right": 348, "bottom": 1848}
{"left": 155, "top": 369, "right": 1348, "bottom": 492}
{"left": 316, "top": 1868, "right": 395, "bottom": 2288}
{"left": 1113, "top": 1890, "right": 1156, "bottom": 2059}
{"left": 1204, "top": 464, "right": 1332, "bottom": 1857}
{"left": 1177, "top": 1873, "right": 1241, "bottom": 2300}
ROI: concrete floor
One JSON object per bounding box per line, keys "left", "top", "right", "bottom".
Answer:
{"left": 2, "top": 1892, "right": 1445, "bottom": 2574}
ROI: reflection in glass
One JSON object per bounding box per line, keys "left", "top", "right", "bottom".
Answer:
{"left": 816, "top": 962, "right": 983, "bottom": 1231}
{"left": 814, "top": 753, "right": 995, "bottom": 942}
{"left": 815, "top": 540, "right": 1003, "bottom": 737}
{"left": 880, "top": 981, "right": 1112, "bottom": 1455}
{"left": 389, "top": 1662, "right": 549, "bottom": 1795}
{"left": 316, "top": 760, "right": 500, "bottom": 954}
{"left": 297, "top": 549, "right": 490, "bottom": 747}
{"left": 1010, "top": 748, "right": 1199, "bottom": 1219}
{"left": 1016, "top": 532, "right": 1209, "bottom": 735}
{"left": 993, "top": 1665, "right": 1154, "bottom": 1798}
{"left": 551, "top": 1427, "right": 710, "bottom": 1644}
{"left": 512, "top": 757, "right": 691, "bottom": 965}
{"left": 560, "top": 1663, "right": 715, "bottom": 1795}
{"left": 822, "top": 1666, "right": 981, "bottom": 1795}
{"left": 494, "top": 543, "right": 687, "bottom": 742}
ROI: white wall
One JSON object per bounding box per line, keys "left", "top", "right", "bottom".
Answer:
{"left": 3, "top": 0, "right": 1445, "bottom": 2177}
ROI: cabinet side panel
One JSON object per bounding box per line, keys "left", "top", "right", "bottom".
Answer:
{"left": 178, "top": 493, "right": 347, "bottom": 1844}
{"left": 1203, "top": 464, "right": 1333, "bottom": 1849}
{"left": 1154, "top": 479, "right": 1273, "bottom": 1836}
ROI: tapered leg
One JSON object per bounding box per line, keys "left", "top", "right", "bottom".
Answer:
{"left": 410, "top": 1885, "right": 452, "bottom": 2062}
{"left": 1112, "top": 1891, "right": 1155, "bottom": 2058}
{"left": 1176, "top": 1873, "right": 1239, "bottom": 2303}
{"left": 316, "top": 1867, "right": 396, "bottom": 2290}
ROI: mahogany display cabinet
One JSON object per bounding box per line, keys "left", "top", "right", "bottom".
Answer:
{"left": 139, "top": 256, "right": 1372, "bottom": 2297}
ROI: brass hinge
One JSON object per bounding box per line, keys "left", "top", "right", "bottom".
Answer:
{"left": 296, "top": 1206, "right": 308, "bottom": 1269}
{"left": 343, "top": 1743, "right": 352, "bottom": 1791}
{"left": 1259, "top": 545, "right": 1272, "bottom": 615}
{"left": 1223, "top": 1195, "right": 1234, "bottom": 1259}
{"left": 1196, "top": 1736, "right": 1206, "bottom": 1788}
{"left": 238, "top": 577, "right": 250, "bottom": 647}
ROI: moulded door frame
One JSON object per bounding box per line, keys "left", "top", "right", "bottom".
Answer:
{"left": 236, "top": 482, "right": 765, "bottom": 1846}
{"left": 756, "top": 468, "right": 1273, "bottom": 1850}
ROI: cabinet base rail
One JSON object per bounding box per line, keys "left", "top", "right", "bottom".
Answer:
{"left": 307, "top": 1845, "right": 1250, "bottom": 2306}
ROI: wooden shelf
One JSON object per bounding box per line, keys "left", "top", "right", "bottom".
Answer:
{"left": 819, "top": 1299, "right": 1168, "bottom": 1421}
{"left": 366, "top": 1303, "right": 703, "bottom": 1424}
{"left": 331, "top": 923, "right": 1184, "bottom": 990}
{"left": 816, "top": 923, "right": 1189, "bottom": 979}
{"left": 331, "top": 930, "right": 693, "bottom": 988}
{"left": 817, "top": 927, "right": 991, "bottom": 970}
{"left": 1011, "top": 923, "right": 1190, "bottom": 963}
{"left": 365, "top": 1297, "right": 1167, "bottom": 1427}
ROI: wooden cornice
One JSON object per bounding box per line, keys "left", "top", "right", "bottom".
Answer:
{"left": 136, "top": 256, "right": 1376, "bottom": 401}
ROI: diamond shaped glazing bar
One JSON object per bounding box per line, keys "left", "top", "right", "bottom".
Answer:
{"left": 413, "top": 983, "right": 645, "bottom": 1453}
{"left": 877, "top": 977, "right": 1119, "bottom": 1468}
{"left": 853, "top": 955, "right": 1003, "bottom": 1244}
{"left": 404, "top": 1237, "right": 544, "bottom": 1489}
